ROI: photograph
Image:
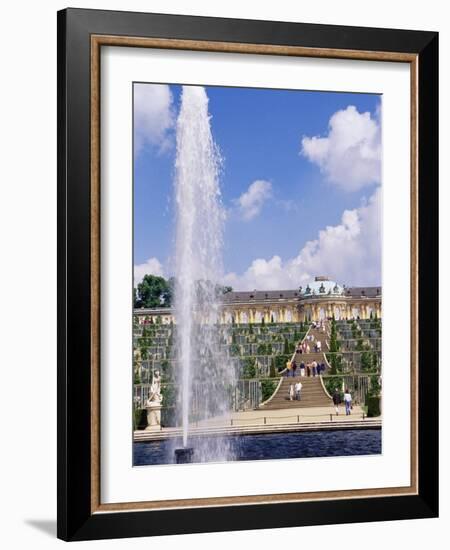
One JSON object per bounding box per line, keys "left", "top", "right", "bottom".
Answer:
{"left": 132, "top": 83, "right": 383, "bottom": 466}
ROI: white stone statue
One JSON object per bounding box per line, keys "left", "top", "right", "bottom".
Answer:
{"left": 145, "top": 370, "right": 163, "bottom": 431}
{"left": 146, "top": 370, "right": 162, "bottom": 405}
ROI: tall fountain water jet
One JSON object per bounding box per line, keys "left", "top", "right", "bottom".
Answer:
{"left": 173, "top": 86, "right": 235, "bottom": 462}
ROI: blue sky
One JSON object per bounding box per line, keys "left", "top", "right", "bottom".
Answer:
{"left": 133, "top": 83, "right": 382, "bottom": 290}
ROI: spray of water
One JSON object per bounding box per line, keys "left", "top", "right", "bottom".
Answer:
{"left": 173, "top": 86, "right": 235, "bottom": 461}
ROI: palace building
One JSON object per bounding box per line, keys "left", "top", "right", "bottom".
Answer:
{"left": 134, "top": 276, "right": 382, "bottom": 325}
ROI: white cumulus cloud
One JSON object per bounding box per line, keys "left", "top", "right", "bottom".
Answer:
{"left": 134, "top": 83, "right": 175, "bottom": 155}
{"left": 235, "top": 180, "right": 273, "bottom": 221}
{"left": 134, "top": 257, "right": 165, "bottom": 287}
{"left": 224, "top": 256, "right": 287, "bottom": 290}
{"left": 224, "top": 187, "right": 381, "bottom": 290}
{"left": 301, "top": 105, "right": 381, "bottom": 191}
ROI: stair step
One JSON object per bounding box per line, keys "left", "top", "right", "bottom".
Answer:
{"left": 261, "top": 353, "right": 331, "bottom": 408}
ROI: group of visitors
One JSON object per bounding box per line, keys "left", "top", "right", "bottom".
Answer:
{"left": 332, "top": 387, "right": 353, "bottom": 415}
{"left": 296, "top": 341, "right": 311, "bottom": 354}
{"left": 311, "top": 320, "right": 326, "bottom": 332}
{"left": 296, "top": 334, "right": 323, "bottom": 354}
{"left": 289, "top": 381, "right": 302, "bottom": 401}
{"left": 287, "top": 381, "right": 353, "bottom": 415}
{"left": 287, "top": 359, "right": 326, "bottom": 377}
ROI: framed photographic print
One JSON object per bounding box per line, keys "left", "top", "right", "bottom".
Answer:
{"left": 57, "top": 8, "right": 438, "bottom": 541}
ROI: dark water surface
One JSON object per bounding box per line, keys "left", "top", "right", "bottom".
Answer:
{"left": 133, "top": 429, "right": 382, "bottom": 466}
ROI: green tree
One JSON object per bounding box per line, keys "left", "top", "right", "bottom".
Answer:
{"left": 242, "top": 357, "right": 256, "bottom": 378}
{"left": 372, "top": 352, "right": 379, "bottom": 371}
{"left": 269, "top": 357, "right": 276, "bottom": 378}
{"left": 274, "top": 354, "right": 289, "bottom": 372}
{"left": 329, "top": 319, "right": 341, "bottom": 354}
{"left": 133, "top": 368, "right": 141, "bottom": 384}
{"left": 324, "top": 376, "right": 343, "bottom": 396}
{"left": 230, "top": 344, "right": 241, "bottom": 356}
{"left": 327, "top": 349, "right": 343, "bottom": 375}
{"left": 139, "top": 326, "right": 153, "bottom": 362}
{"left": 369, "top": 374, "right": 381, "bottom": 396}
{"left": 220, "top": 285, "right": 233, "bottom": 294}
{"left": 134, "top": 274, "right": 172, "bottom": 308}
{"left": 257, "top": 343, "right": 267, "bottom": 355}
{"left": 361, "top": 349, "right": 373, "bottom": 372}
{"left": 166, "top": 276, "right": 175, "bottom": 305}
{"left": 261, "top": 379, "right": 276, "bottom": 401}
{"left": 161, "top": 383, "right": 178, "bottom": 427}
{"left": 159, "top": 359, "right": 173, "bottom": 382}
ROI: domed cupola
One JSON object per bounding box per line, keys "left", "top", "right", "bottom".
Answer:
{"left": 300, "top": 276, "right": 343, "bottom": 297}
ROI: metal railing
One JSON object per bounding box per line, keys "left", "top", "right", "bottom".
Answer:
{"left": 321, "top": 373, "right": 381, "bottom": 405}
{"left": 134, "top": 377, "right": 281, "bottom": 413}
{"left": 134, "top": 408, "right": 371, "bottom": 430}
{"left": 228, "top": 411, "right": 368, "bottom": 425}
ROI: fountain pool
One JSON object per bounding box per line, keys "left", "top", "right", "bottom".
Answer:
{"left": 135, "top": 429, "right": 382, "bottom": 466}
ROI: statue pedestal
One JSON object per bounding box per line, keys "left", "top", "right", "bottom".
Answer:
{"left": 145, "top": 402, "right": 162, "bottom": 431}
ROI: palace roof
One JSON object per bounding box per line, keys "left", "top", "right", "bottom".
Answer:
{"left": 221, "top": 284, "right": 381, "bottom": 303}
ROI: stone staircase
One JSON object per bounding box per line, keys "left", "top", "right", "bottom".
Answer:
{"left": 259, "top": 323, "right": 332, "bottom": 410}
{"left": 260, "top": 375, "right": 331, "bottom": 409}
